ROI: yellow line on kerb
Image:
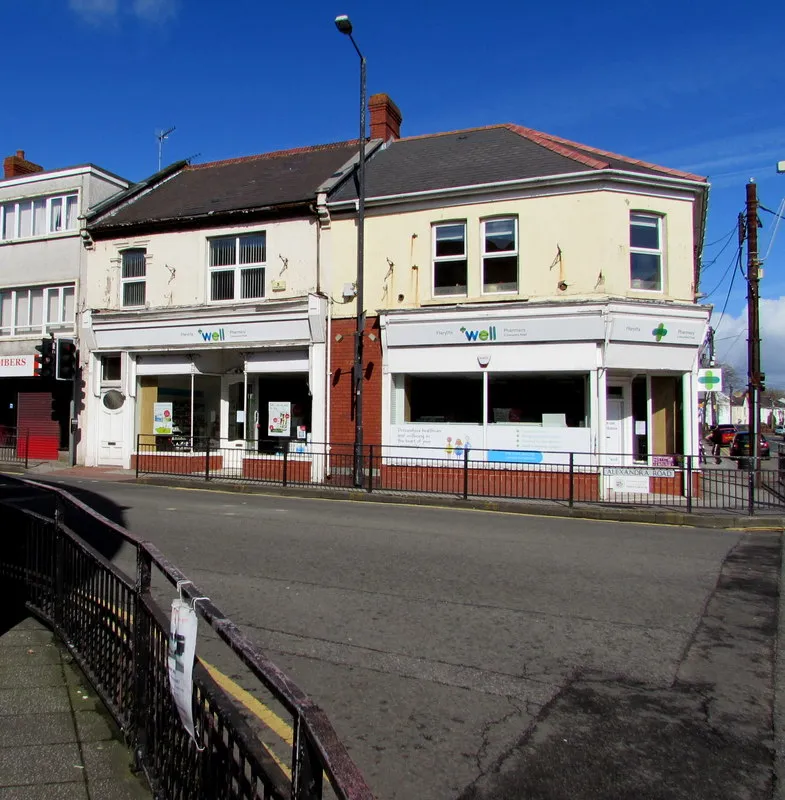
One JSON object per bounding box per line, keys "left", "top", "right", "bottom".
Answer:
{"left": 200, "top": 659, "right": 293, "bottom": 746}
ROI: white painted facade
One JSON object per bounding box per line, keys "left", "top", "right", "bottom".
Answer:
{"left": 80, "top": 216, "right": 328, "bottom": 469}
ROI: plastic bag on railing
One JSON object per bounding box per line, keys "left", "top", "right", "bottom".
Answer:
{"left": 168, "top": 599, "right": 198, "bottom": 743}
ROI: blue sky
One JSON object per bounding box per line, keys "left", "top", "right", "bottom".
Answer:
{"left": 6, "top": 0, "right": 785, "bottom": 382}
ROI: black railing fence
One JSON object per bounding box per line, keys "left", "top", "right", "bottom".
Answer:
{"left": 0, "top": 426, "right": 28, "bottom": 467}
{"left": 135, "top": 434, "right": 785, "bottom": 515}
{"left": 0, "top": 475, "right": 374, "bottom": 800}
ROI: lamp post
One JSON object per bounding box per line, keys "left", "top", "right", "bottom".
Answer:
{"left": 335, "top": 14, "right": 366, "bottom": 487}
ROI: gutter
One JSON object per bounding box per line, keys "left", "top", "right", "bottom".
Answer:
{"left": 327, "top": 168, "right": 708, "bottom": 211}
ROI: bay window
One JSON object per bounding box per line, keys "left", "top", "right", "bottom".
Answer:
{"left": 209, "top": 232, "right": 266, "bottom": 302}
{"left": 630, "top": 213, "right": 663, "bottom": 291}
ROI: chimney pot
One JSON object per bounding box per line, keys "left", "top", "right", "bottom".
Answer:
{"left": 16, "top": 150, "right": 24, "bottom": 159}
{"left": 369, "top": 93, "right": 402, "bottom": 142}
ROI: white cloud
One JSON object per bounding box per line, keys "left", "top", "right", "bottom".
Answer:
{"left": 713, "top": 296, "right": 785, "bottom": 388}
{"left": 68, "top": 0, "right": 177, "bottom": 24}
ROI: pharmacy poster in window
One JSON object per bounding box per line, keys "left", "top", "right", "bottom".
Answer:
{"left": 268, "top": 402, "right": 291, "bottom": 437}
{"left": 154, "top": 402, "right": 174, "bottom": 435}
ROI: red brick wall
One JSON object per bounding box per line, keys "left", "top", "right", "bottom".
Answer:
{"left": 330, "top": 316, "right": 383, "bottom": 445}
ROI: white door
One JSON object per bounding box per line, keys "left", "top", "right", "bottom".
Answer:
{"left": 605, "top": 397, "right": 625, "bottom": 466}
{"left": 97, "top": 389, "right": 126, "bottom": 466}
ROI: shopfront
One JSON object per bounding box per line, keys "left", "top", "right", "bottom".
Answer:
{"left": 82, "top": 296, "right": 326, "bottom": 474}
{"left": 379, "top": 301, "right": 709, "bottom": 492}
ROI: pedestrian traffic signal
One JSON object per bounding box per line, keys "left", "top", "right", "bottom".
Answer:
{"left": 758, "top": 372, "right": 766, "bottom": 392}
{"left": 56, "top": 338, "right": 78, "bottom": 381}
{"left": 34, "top": 338, "right": 55, "bottom": 378}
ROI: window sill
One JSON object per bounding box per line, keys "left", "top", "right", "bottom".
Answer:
{"left": 0, "top": 230, "right": 79, "bottom": 246}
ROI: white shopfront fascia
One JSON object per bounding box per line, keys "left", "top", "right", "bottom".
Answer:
{"left": 0, "top": 355, "right": 34, "bottom": 377}
{"left": 83, "top": 296, "right": 327, "bottom": 468}
{"left": 380, "top": 302, "right": 710, "bottom": 462}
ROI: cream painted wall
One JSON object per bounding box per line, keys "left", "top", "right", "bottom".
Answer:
{"left": 85, "top": 216, "right": 320, "bottom": 310}
{"left": 328, "top": 186, "right": 699, "bottom": 319}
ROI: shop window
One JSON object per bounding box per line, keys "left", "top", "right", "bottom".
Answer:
{"left": 488, "top": 374, "right": 586, "bottom": 427}
{"left": 482, "top": 218, "right": 518, "bottom": 294}
{"left": 433, "top": 223, "right": 467, "bottom": 297}
{"left": 630, "top": 213, "right": 663, "bottom": 291}
{"left": 632, "top": 376, "right": 648, "bottom": 461}
{"left": 209, "top": 233, "right": 266, "bottom": 302}
{"left": 121, "top": 249, "right": 147, "bottom": 307}
{"left": 257, "top": 376, "right": 311, "bottom": 453}
{"left": 404, "top": 375, "right": 482, "bottom": 423}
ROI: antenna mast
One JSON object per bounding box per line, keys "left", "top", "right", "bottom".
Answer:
{"left": 156, "top": 126, "right": 176, "bottom": 171}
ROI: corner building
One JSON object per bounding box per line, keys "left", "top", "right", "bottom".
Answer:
{"left": 325, "top": 96, "right": 710, "bottom": 485}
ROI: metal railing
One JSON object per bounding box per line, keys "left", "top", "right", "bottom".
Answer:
{"left": 134, "top": 434, "right": 785, "bottom": 515}
{"left": 0, "top": 426, "right": 28, "bottom": 468}
{"left": 0, "top": 474, "right": 374, "bottom": 800}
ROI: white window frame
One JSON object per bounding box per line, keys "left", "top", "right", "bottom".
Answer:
{"left": 120, "top": 248, "right": 147, "bottom": 308}
{"left": 207, "top": 232, "right": 267, "bottom": 303}
{"left": 432, "top": 222, "right": 468, "bottom": 298}
{"left": 630, "top": 212, "right": 664, "bottom": 292}
{"left": 0, "top": 284, "right": 76, "bottom": 337}
{"left": 0, "top": 192, "right": 80, "bottom": 242}
{"left": 481, "top": 217, "right": 519, "bottom": 295}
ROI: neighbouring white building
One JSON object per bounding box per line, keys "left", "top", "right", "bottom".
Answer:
{"left": 0, "top": 151, "right": 127, "bottom": 459}
{"left": 79, "top": 142, "right": 360, "bottom": 471}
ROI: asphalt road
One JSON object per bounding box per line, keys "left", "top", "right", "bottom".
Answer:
{"left": 9, "top": 475, "right": 782, "bottom": 800}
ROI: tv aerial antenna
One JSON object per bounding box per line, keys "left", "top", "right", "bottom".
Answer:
{"left": 156, "top": 126, "right": 176, "bottom": 171}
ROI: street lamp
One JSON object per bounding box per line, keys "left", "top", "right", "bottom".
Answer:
{"left": 335, "top": 14, "right": 367, "bottom": 487}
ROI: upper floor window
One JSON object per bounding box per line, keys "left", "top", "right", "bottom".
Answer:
{"left": 630, "top": 213, "right": 662, "bottom": 291}
{"left": 209, "top": 233, "right": 266, "bottom": 302}
{"left": 0, "top": 193, "right": 78, "bottom": 241}
{"left": 0, "top": 284, "right": 75, "bottom": 337}
{"left": 121, "top": 248, "right": 147, "bottom": 307}
{"left": 433, "top": 223, "right": 467, "bottom": 296}
{"left": 482, "top": 218, "right": 518, "bottom": 294}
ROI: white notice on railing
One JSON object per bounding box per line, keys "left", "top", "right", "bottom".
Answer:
{"left": 168, "top": 599, "right": 198, "bottom": 743}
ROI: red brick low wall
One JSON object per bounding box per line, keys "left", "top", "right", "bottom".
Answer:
{"left": 132, "top": 454, "right": 223, "bottom": 475}
{"left": 651, "top": 472, "right": 702, "bottom": 498}
{"left": 380, "top": 464, "right": 601, "bottom": 500}
{"left": 242, "top": 458, "right": 312, "bottom": 482}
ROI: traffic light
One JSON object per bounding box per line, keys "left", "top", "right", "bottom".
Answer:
{"left": 56, "top": 338, "right": 78, "bottom": 381}
{"left": 34, "top": 337, "right": 55, "bottom": 379}
{"left": 758, "top": 372, "right": 766, "bottom": 392}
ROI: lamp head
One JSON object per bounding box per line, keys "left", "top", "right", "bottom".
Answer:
{"left": 335, "top": 14, "right": 352, "bottom": 34}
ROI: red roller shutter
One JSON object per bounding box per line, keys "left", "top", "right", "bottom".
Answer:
{"left": 17, "top": 392, "right": 59, "bottom": 460}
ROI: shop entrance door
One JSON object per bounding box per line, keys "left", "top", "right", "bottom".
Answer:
{"left": 605, "top": 396, "right": 625, "bottom": 466}
{"left": 224, "top": 375, "right": 258, "bottom": 449}
{"left": 98, "top": 389, "right": 126, "bottom": 466}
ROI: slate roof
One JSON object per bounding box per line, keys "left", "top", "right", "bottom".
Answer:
{"left": 330, "top": 125, "right": 707, "bottom": 202}
{"left": 89, "top": 141, "right": 359, "bottom": 230}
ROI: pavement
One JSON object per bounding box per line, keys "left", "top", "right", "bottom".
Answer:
{"left": 0, "top": 612, "right": 151, "bottom": 799}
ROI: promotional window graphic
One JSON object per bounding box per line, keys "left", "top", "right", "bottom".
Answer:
{"left": 153, "top": 402, "right": 174, "bottom": 435}
{"left": 268, "top": 401, "right": 291, "bottom": 437}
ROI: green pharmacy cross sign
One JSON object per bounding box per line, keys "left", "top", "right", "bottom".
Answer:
{"left": 697, "top": 369, "right": 722, "bottom": 392}
{"left": 652, "top": 323, "right": 668, "bottom": 342}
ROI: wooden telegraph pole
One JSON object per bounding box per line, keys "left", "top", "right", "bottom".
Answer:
{"left": 745, "top": 182, "right": 761, "bottom": 477}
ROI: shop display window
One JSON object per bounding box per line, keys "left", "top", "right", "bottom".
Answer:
{"left": 488, "top": 374, "right": 586, "bottom": 427}
{"left": 403, "top": 375, "right": 482, "bottom": 423}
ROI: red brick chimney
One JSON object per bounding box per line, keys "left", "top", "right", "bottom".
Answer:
{"left": 369, "top": 94, "right": 402, "bottom": 141}
{"left": 3, "top": 150, "right": 44, "bottom": 179}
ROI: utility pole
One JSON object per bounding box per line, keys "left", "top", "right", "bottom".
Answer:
{"left": 746, "top": 181, "right": 761, "bottom": 472}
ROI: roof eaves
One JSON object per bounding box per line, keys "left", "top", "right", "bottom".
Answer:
{"left": 504, "top": 124, "right": 610, "bottom": 170}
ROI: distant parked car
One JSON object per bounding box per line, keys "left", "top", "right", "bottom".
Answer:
{"left": 706, "top": 424, "right": 737, "bottom": 446}
{"left": 729, "top": 431, "right": 770, "bottom": 462}
{"left": 774, "top": 425, "right": 785, "bottom": 437}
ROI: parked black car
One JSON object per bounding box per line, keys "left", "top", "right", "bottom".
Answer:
{"left": 729, "top": 431, "right": 770, "bottom": 463}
